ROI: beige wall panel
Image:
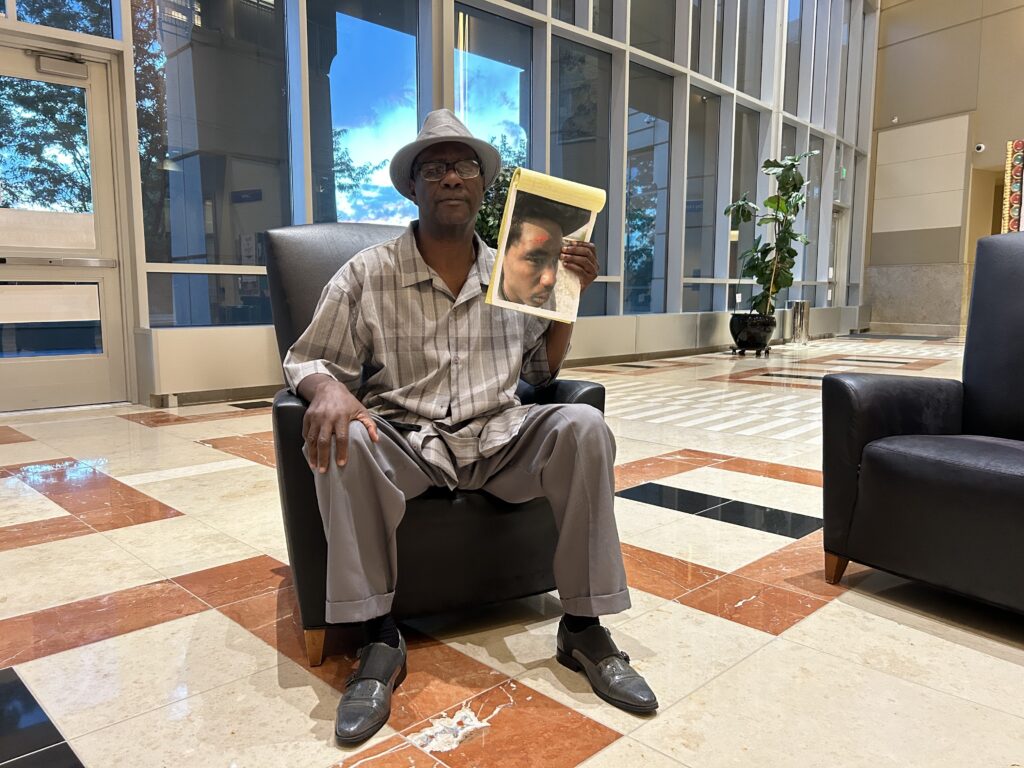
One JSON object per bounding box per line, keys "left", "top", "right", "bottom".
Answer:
{"left": 0, "top": 210, "right": 96, "bottom": 251}
{"left": 976, "top": 8, "right": 1024, "bottom": 170}
{"left": 983, "top": 0, "right": 1024, "bottom": 16}
{"left": 881, "top": 0, "right": 913, "bottom": 7}
{"left": 872, "top": 189, "right": 965, "bottom": 233}
{"left": 879, "top": 0, "right": 981, "bottom": 48}
{"left": 864, "top": 263, "right": 965, "bottom": 325}
{"left": 870, "top": 227, "right": 962, "bottom": 265}
{"left": 874, "top": 23, "right": 980, "bottom": 129}
{"left": 634, "top": 313, "right": 699, "bottom": 354}
{"left": 151, "top": 326, "right": 283, "bottom": 395}
{"left": 566, "top": 316, "right": 638, "bottom": 361}
{"left": 876, "top": 116, "right": 970, "bottom": 165}
{"left": 874, "top": 153, "right": 967, "bottom": 199}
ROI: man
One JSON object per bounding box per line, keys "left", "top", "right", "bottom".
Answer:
{"left": 283, "top": 109, "right": 657, "bottom": 748}
{"left": 500, "top": 193, "right": 589, "bottom": 309}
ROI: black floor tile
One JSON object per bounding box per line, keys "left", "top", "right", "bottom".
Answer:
{"left": 698, "top": 501, "right": 823, "bottom": 539}
{"left": 617, "top": 483, "right": 731, "bottom": 514}
{"left": 0, "top": 668, "right": 64, "bottom": 764}
{"left": 3, "top": 743, "right": 84, "bottom": 768}
{"left": 229, "top": 400, "right": 273, "bottom": 409}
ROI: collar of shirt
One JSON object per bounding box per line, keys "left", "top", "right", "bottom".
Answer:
{"left": 396, "top": 223, "right": 494, "bottom": 304}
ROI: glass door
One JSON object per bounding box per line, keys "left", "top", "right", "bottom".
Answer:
{"left": 0, "top": 40, "right": 127, "bottom": 410}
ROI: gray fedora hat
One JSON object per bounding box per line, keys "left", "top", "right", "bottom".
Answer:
{"left": 389, "top": 109, "right": 502, "bottom": 201}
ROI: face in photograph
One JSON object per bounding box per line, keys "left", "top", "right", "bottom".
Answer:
{"left": 501, "top": 216, "right": 564, "bottom": 307}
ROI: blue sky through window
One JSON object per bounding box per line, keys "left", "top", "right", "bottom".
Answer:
{"left": 455, "top": 49, "right": 528, "bottom": 163}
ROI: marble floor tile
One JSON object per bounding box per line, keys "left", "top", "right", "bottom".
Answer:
{"left": 0, "top": 425, "right": 33, "bottom": 444}
{"left": 613, "top": 436, "right": 686, "bottom": 465}
{"left": 17, "top": 610, "right": 285, "bottom": 739}
{"left": 74, "top": 499, "right": 183, "bottom": 532}
{"left": 577, "top": 737, "right": 685, "bottom": 767}
{"left": 714, "top": 456, "right": 822, "bottom": 486}
{"left": 784, "top": 448, "right": 823, "bottom": 470}
{"left": 113, "top": 458, "right": 253, "bottom": 487}
{"left": 0, "top": 514, "right": 94, "bottom": 552}
{"left": 0, "top": 580, "right": 207, "bottom": 667}
{"left": 101, "top": 515, "right": 260, "bottom": 578}
{"left": 615, "top": 456, "right": 704, "bottom": 492}
{"left": 70, "top": 662, "right": 368, "bottom": 768}
{"left": 134, "top": 463, "right": 279, "bottom": 518}
{"left": 620, "top": 543, "right": 724, "bottom": 601}
{"left": 613, "top": 496, "right": 689, "bottom": 539}
{"left": 783, "top": 599, "right": 1024, "bottom": 720}
{"left": 0, "top": 667, "right": 65, "bottom": 764}
{"left": 624, "top": 512, "right": 791, "bottom": 573}
{"left": 631, "top": 640, "right": 1024, "bottom": 768}
{"left": 173, "top": 554, "right": 292, "bottom": 607}
{"left": 154, "top": 419, "right": 254, "bottom": 441}
{"left": 657, "top": 466, "right": 823, "bottom": 518}
{"left": 4, "top": 741, "right": 84, "bottom": 767}
{"left": 0, "top": 474, "right": 70, "bottom": 527}
{"left": 0, "top": 533, "right": 163, "bottom": 620}
{"left": 0, "top": 440, "right": 69, "bottom": 467}
{"left": 333, "top": 735, "right": 447, "bottom": 767}
{"left": 516, "top": 601, "right": 769, "bottom": 735}
{"left": 675, "top": 573, "right": 827, "bottom": 635}
{"left": 0, "top": 404, "right": 147, "bottom": 427}
{"left": 400, "top": 679, "right": 620, "bottom": 768}
{"left": 201, "top": 434, "right": 277, "bottom": 467}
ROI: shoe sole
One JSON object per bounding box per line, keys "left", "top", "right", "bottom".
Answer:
{"left": 556, "top": 648, "right": 657, "bottom": 715}
{"left": 334, "top": 662, "right": 408, "bottom": 747}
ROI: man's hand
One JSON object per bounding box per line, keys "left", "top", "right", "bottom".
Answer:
{"left": 298, "top": 375, "right": 379, "bottom": 473}
{"left": 560, "top": 240, "right": 599, "bottom": 292}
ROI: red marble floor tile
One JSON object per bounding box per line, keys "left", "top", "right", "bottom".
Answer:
{"left": 47, "top": 480, "right": 154, "bottom": 515}
{"left": 664, "top": 448, "right": 735, "bottom": 462}
{"left": 0, "top": 580, "right": 208, "bottom": 666}
{"left": 334, "top": 736, "right": 448, "bottom": 767}
{"left": 75, "top": 499, "right": 184, "bottom": 532}
{"left": 615, "top": 456, "right": 703, "bottom": 492}
{"left": 401, "top": 679, "right": 620, "bottom": 768}
{"left": 173, "top": 554, "right": 292, "bottom": 607}
{"left": 733, "top": 529, "right": 872, "bottom": 601}
{"left": 0, "top": 426, "right": 33, "bottom": 445}
{"left": 715, "top": 457, "right": 823, "bottom": 487}
{"left": 200, "top": 435, "right": 276, "bottom": 467}
{"left": 621, "top": 543, "right": 724, "bottom": 600}
{"left": 11, "top": 461, "right": 108, "bottom": 495}
{"left": 675, "top": 573, "right": 827, "bottom": 635}
{"left": 0, "top": 515, "right": 94, "bottom": 553}
{"left": 120, "top": 411, "right": 193, "bottom": 427}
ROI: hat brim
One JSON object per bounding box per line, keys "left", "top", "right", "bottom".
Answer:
{"left": 390, "top": 136, "right": 502, "bottom": 201}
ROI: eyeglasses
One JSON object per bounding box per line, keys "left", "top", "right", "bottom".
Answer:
{"left": 415, "top": 159, "right": 481, "bottom": 182}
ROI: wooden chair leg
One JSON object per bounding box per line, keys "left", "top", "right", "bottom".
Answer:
{"left": 824, "top": 551, "right": 850, "bottom": 585}
{"left": 304, "top": 628, "right": 327, "bottom": 667}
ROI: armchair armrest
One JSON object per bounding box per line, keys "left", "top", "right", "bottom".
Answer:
{"left": 822, "top": 373, "right": 963, "bottom": 555}
{"left": 517, "top": 379, "right": 606, "bottom": 413}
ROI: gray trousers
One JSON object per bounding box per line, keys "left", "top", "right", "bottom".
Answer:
{"left": 308, "top": 404, "right": 631, "bottom": 624}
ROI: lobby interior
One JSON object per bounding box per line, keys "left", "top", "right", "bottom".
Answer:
{"left": 2, "top": 1, "right": 1023, "bottom": 766}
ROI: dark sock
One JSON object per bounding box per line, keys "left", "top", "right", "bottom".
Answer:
{"left": 561, "top": 614, "right": 600, "bottom": 633}
{"left": 364, "top": 614, "right": 401, "bottom": 648}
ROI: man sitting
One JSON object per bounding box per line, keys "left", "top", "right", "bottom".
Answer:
{"left": 283, "top": 109, "right": 657, "bottom": 747}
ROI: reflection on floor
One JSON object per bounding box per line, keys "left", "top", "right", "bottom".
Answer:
{"left": 2, "top": 337, "right": 1023, "bottom": 767}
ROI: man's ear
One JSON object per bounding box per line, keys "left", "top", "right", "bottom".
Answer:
{"left": 407, "top": 179, "right": 417, "bottom": 203}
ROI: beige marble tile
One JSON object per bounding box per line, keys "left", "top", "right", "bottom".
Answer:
{"left": 632, "top": 639, "right": 1024, "bottom": 767}
{"left": 0, "top": 404, "right": 147, "bottom": 427}
{"left": 614, "top": 437, "right": 682, "bottom": 466}
{"left": 0, "top": 475, "right": 68, "bottom": 527}
{"left": 156, "top": 420, "right": 254, "bottom": 441}
{"left": 0, "top": 534, "right": 162, "bottom": 620}
{"left": 115, "top": 458, "right": 254, "bottom": 488}
{"left": 86, "top": 440, "right": 234, "bottom": 478}
{"left": 516, "top": 601, "right": 769, "bottom": 736}
{"left": 0, "top": 440, "right": 68, "bottom": 467}
{"left": 624, "top": 513, "right": 791, "bottom": 573}
{"left": 102, "top": 516, "right": 260, "bottom": 578}
{"left": 15, "top": 416, "right": 148, "bottom": 443}
{"left": 196, "top": 501, "right": 289, "bottom": 554}
{"left": 17, "top": 610, "right": 284, "bottom": 738}
{"left": 658, "top": 466, "right": 824, "bottom": 519}
{"left": 70, "top": 661, "right": 391, "bottom": 767}
{"left": 135, "top": 464, "right": 279, "bottom": 518}
{"left": 784, "top": 600, "right": 1024, "bottom": 720}
{"left": 786, "top": 449, "right": 823, "bottom": 470}
{"left": 614, "top": 496, "right": 686, "bottom": 539}
{"left": 578, "top": 737, "right": 687, "bottom": 767}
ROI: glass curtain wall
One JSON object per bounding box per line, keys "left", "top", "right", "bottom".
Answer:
{"left": 736, "top": 0, "right": 765, "bottom": 97}
{"left": 784, "top": 0, "right": 803, "bottom": 115}
{"left": 629, "top": 0, "right": 674, "bottom": 60}
{"left": 837, "top": 0, "right": 853, "bottom": 136}
{"left": 454, "top": 6, "right": 532, "bottom": 172}
{"left": 624, "top": 65, "right": 672, "bottom": 314}
{"left": 802, "top": 134, "right": 825, "bottom": 298}
{"left": 683, "top": 88, "right": 721, "bottom": 312}
{"left": 729, "top": 105, "right": 761, "bottom": 310}
{"left": 131, "top": 0, "right": 290, "bottom": 326}
{"left": 308, "top": 0, "right": 418, "bottom": 226}
{"left": 593, "top": 0, "right": 613, "bottom": 37}
{"left": 13, "top": 0, "right": 114, "bottom": 37}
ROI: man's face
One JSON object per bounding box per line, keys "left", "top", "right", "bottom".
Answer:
{"left": 407, "top": 142, "right": 484, "bottom": 229}
{"left": 502, "top": 218, "right": 562, "bottom": 307}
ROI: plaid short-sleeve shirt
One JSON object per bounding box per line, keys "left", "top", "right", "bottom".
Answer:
{"left": 282, "top": 224, "right": 556, "bottom": 487}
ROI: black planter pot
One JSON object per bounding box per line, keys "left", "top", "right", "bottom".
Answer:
{"left": 729, "top": 313, "right": 776, "bottom": 356}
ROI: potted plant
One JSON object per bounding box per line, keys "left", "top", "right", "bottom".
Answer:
{"left": 723, "top": 150, "right": 817, "bottom": 356}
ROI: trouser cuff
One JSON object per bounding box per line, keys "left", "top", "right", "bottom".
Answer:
{"left": 559, "top": 588, "right": 631, "bottom": 617}
{"left": 324, "top": 592, "right": 395, "bottom": 624}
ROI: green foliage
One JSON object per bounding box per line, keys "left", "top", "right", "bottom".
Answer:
{"left": 723, "top": 151, "right": 818, "bottom": 316}
{"left": 332, "top": 128, "right": 384, "bottom": 194}
{"left": 476, "top": 135, "right": 528, "bottom": 247}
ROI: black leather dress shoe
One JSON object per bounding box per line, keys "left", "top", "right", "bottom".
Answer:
{"left": 556, "top": 622, "right": 658, "bottom": 714}
{"left": 335, "top": 634, "right": 407, "bottom": 746}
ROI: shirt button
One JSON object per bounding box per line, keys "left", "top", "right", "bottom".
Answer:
{"left": 453, "top": 356, "right": 460, "bottom": 365}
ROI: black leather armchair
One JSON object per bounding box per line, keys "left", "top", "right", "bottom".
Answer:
{"left": 265, "top": 222, "right": 607, "bottom": 664}
{"left": 822, "top": 233, "right": 1024, "bottom": 614}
